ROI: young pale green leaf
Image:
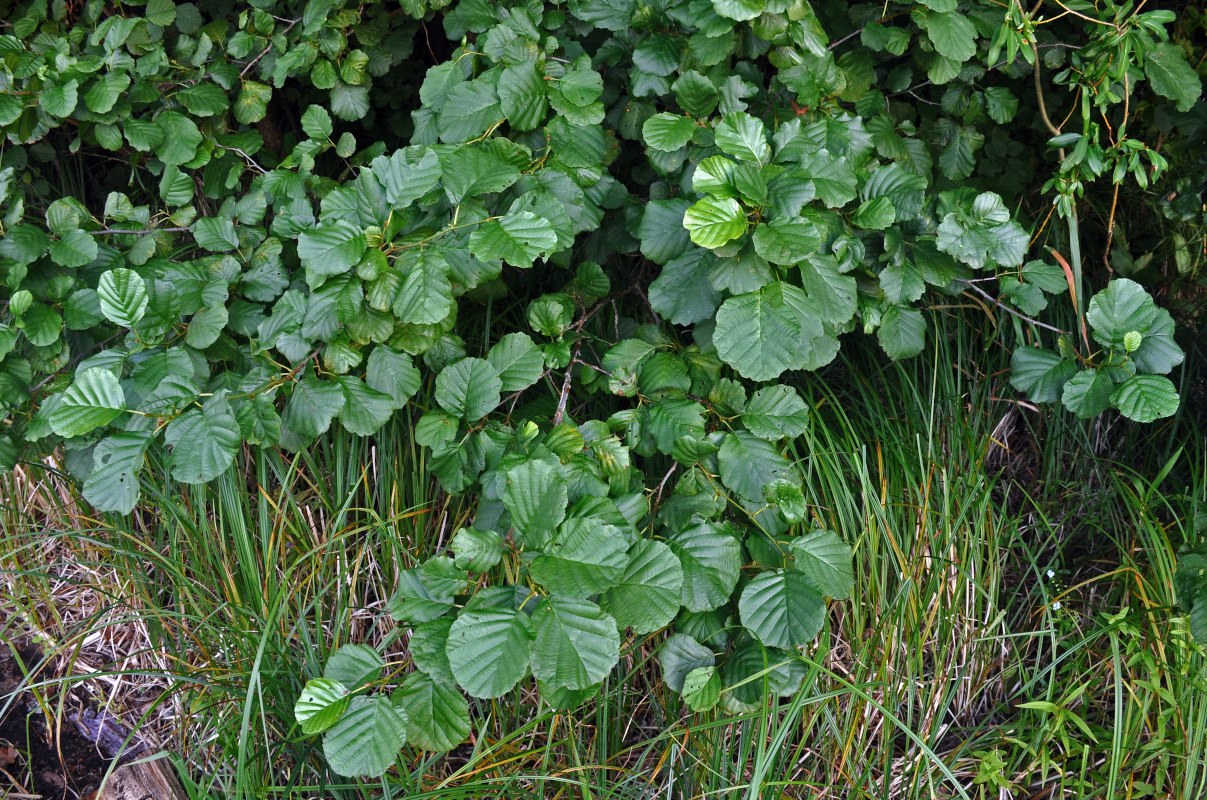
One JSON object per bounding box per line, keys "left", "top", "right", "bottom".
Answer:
{"left": 742, "top": 386, "right": 810, "bottom": 441}
{"left": 97, "top": 268, "right": 149, "bottom": 328}
{"left": 739, "top": 569, "right": 826, "bottom": 649}
{"left": 791, "top": 529, "right": 854, "bottom": 599}
{"left": 164, "top": 392, "right": 240, "bottom": 484}
{"left": 684, "top": 197, "right": 746, "bottom": 249}
{"left": 600, "top": 539, "right": 684, "bottom": 635}
{"left": 295, "top": 679, "right": 350, "bottom": 735}
{"left": 82, "top": 431, "right": 151, "bottom": 514}
{"left": 1010, "top": 347, "right": 1077, "bottom": 404}
{"left": 322, "top": 696, "right": 406, "bottom": 778}
{"left": 446, "top": 604, "right": 533, "bottom": 698}
{"left": 50, "top": 368, "right": 126, "bottom": 438}
{"left": 643, "top": 112, "right": 697, "bottom": 151}
{"left": 393, "top": 672, "right": 471, "bottom": 752}
{"left": 1110, "top": 374, "right": 1180, "bottom": 423}
{"left": 530, "top": 596, "right": 620, "bottom": 691}
{"left": 681, "top": 666, "right": 721, "bottom": 711}
{"left": 1060, "top": 369, "right": 1115, "bottom": 419}
{"left": 667, "top": 523, "right": 742, "bottom": 613}
{"left": 503, "top": 459, "right": 568, "bottom": 546}
{"left": 434, "top": 357, "right": 501, "bottom": 421}
{"left": 530, "top": 517, "right": 629, "bottom": 598}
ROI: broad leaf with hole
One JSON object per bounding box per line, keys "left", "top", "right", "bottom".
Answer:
{"left": 82, "top": 431, "right": 151, "bottom": 514}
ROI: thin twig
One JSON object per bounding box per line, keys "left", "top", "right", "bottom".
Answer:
{"left": 551, "top": 341, "right": 583, "bottom": 426}
{"left": 241, "top": 18, "right": 300, "bottom": 77}
{"left": 956, "top": 279, "right": 1070, "bottom": 335}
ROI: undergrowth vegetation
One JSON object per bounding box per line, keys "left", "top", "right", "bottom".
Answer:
{"left": 0, "top": 0, "right": 1205, "bottom": 796}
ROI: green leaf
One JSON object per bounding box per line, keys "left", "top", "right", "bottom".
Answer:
{"left": 281, "top": 376, "right": 347, "bottom": 447}
{"left": 684, "top": 197, "right": 746, "bottom": 249}
{"left": 936, "top": 193, "right": 1028, "bottom": 269}
{"left": 50, "top": 368, "right": 126, "bottom": 437}
{"left": 568, "top": 0, "right": 636, "bottom": 30}
{"left": 447, "top": 603, "right": 533, "bottom": 698}
{"left": 878, "top": 304, "right": 926, "bottom": 359}
{"left": 1060, "top": 369, "right": 1115, "bottom": 419}
{"left": 921, "top": 10, "right": 976, "bottom": 62}
{"left": 337, "top": 376, "right": 394, "bottom": 436}
{"left": 1145, "top": 43, "right": 1203, "bottom": 113}
{"left": 743, "top": 386, "right": 810, "bottom": 441}
{"left": 639, "top": 199, "right": 693, "bottom": 265}
{"left": 410, "top": 617, "right": 455, "bottom": 685}
{"left": 43, "top": 79, "right": 79, "bottom": 117}
{"left": 437, "top": 78, "right": 500, "bottom": 144}
{"left": 715, "top": 112, "right": 770, "bottom": 165}
{"left": 452, "top": 527, "right": 503, "bottom": 572}
{"left": 531, "top": 517, "right": 629, "bottom": 598}
{"left": 371, "top": 146, "right": 442, "bottom": 208}
{"left": 646, "top": 398, "right": 706, "bottom": 454}
{"left": 154, "top": 111, "right": 202, "bottom": 165}
{"left": 712, "top": 0, "right": 763, "bottom": 22}
{"left": 682, "top": 666, "right": 721, "bottom": 711}
{"left": 393, "top": 250, "right": 453, "bottom": 325}
{"left": 394, "top": 672, "right": 471, "bottom": 752}
{"left": 851, "top": 196, "right": 896, "bottom": 230}
{"left": 298, "top": 221, "right": 367, "bottom": 277}
{"left": 178, "top": 84, "right": 228, "bottom": 117}
{"left": 322, "top": 696, "right": 406, "bottom": 778}
{"left": 1010, "top": 347, "right": 1077, "bottom": 404}
{"left": 718, "top": 430, "right": 793, "bottom": 505}
{"left": 84, "top": 70, "right": 130, "bottom": 114}
{"left": 504, "top": 459, "right": 568, "bottom": 546}
{"left": 531, "top": 596, "right": 620, "bottom": 691}
{"left": 714, "top": 285, "right": 813, "bottom": 381}
{"left": 600, "top": 539, "right": 684, "bottom": 635}
{"left": 49, "top": 229, "right": 98, "bottom": 267}
{"left": 192, "top": 217, "right": 239, "bottom": 252}
{"left": 435, "top": 357, "right": 501, "bottom": 420}
{"left": 0, "top": 225, "right": 50, "bottom": 263}
{"left": 301, "top": 105, "right": 333, "bottom": 139}
{"left": 486, "top": 332, "right": 545, "bottom": 392}
{"left": 1085, "top": 280, "right": 1184, "bottom": 373}
{"left": 365, "top": 345, "right": 421, "bottom": 409}
{"left": 498, "top": 62, "right": 548, "bottom": 131}
{"left": 673, "top": 70, "right": 720, "bottom": 117}
{"left": 649, "top": 249, "right": 722, "bottom": 326}
{"left": 97, "top": 268, "right": 149, "bottom": 328}
{"left": 164, "top": 392, "right": 240, "bottom": 483}
{"left": 739, "top": 569, "right": 826, "bottom": 649}
{"left": 389, "top": 558, "right": 466, "bottom": 623}
{"left": 751, "top": 219, "right": 820, "bottom": 265}
{"left": 324, "top": 644, "right": 385, "bottom": 687}
{"left": 791, "top": 529, "right": 854, "bottom": 599}
{"left": 659, "top": 633, "right": 716, "bottom": 693}
{"left": 983, "top": 87, "right": 1018, "bottom": 124}
{"left": 1110, "top": 374, "right": 1179, "bottom": 423}
{"left": 470, "top": 211, "right": 558, "bottom": 269}
{"left": 667, "top": 523, "right": 742, "bottom": 613}
{"left": 295, "top": 679, "right": 350, "bottom": 735}
{"left": 643, "top": 113, "right": 697, "bottom": 151}
{"left": 81, "top": 431, "right": 150, "bottom": 514}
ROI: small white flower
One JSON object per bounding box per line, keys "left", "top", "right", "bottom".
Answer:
{"left": 1046, "top": 569, "right": 1056, "bottom": 579}
{"left": 1051, "top": 601, "right": 1062, "bottom": 611}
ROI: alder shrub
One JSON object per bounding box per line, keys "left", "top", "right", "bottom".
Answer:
{"left": 0, "top": 0, "right": 1199, "bottom": 777}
